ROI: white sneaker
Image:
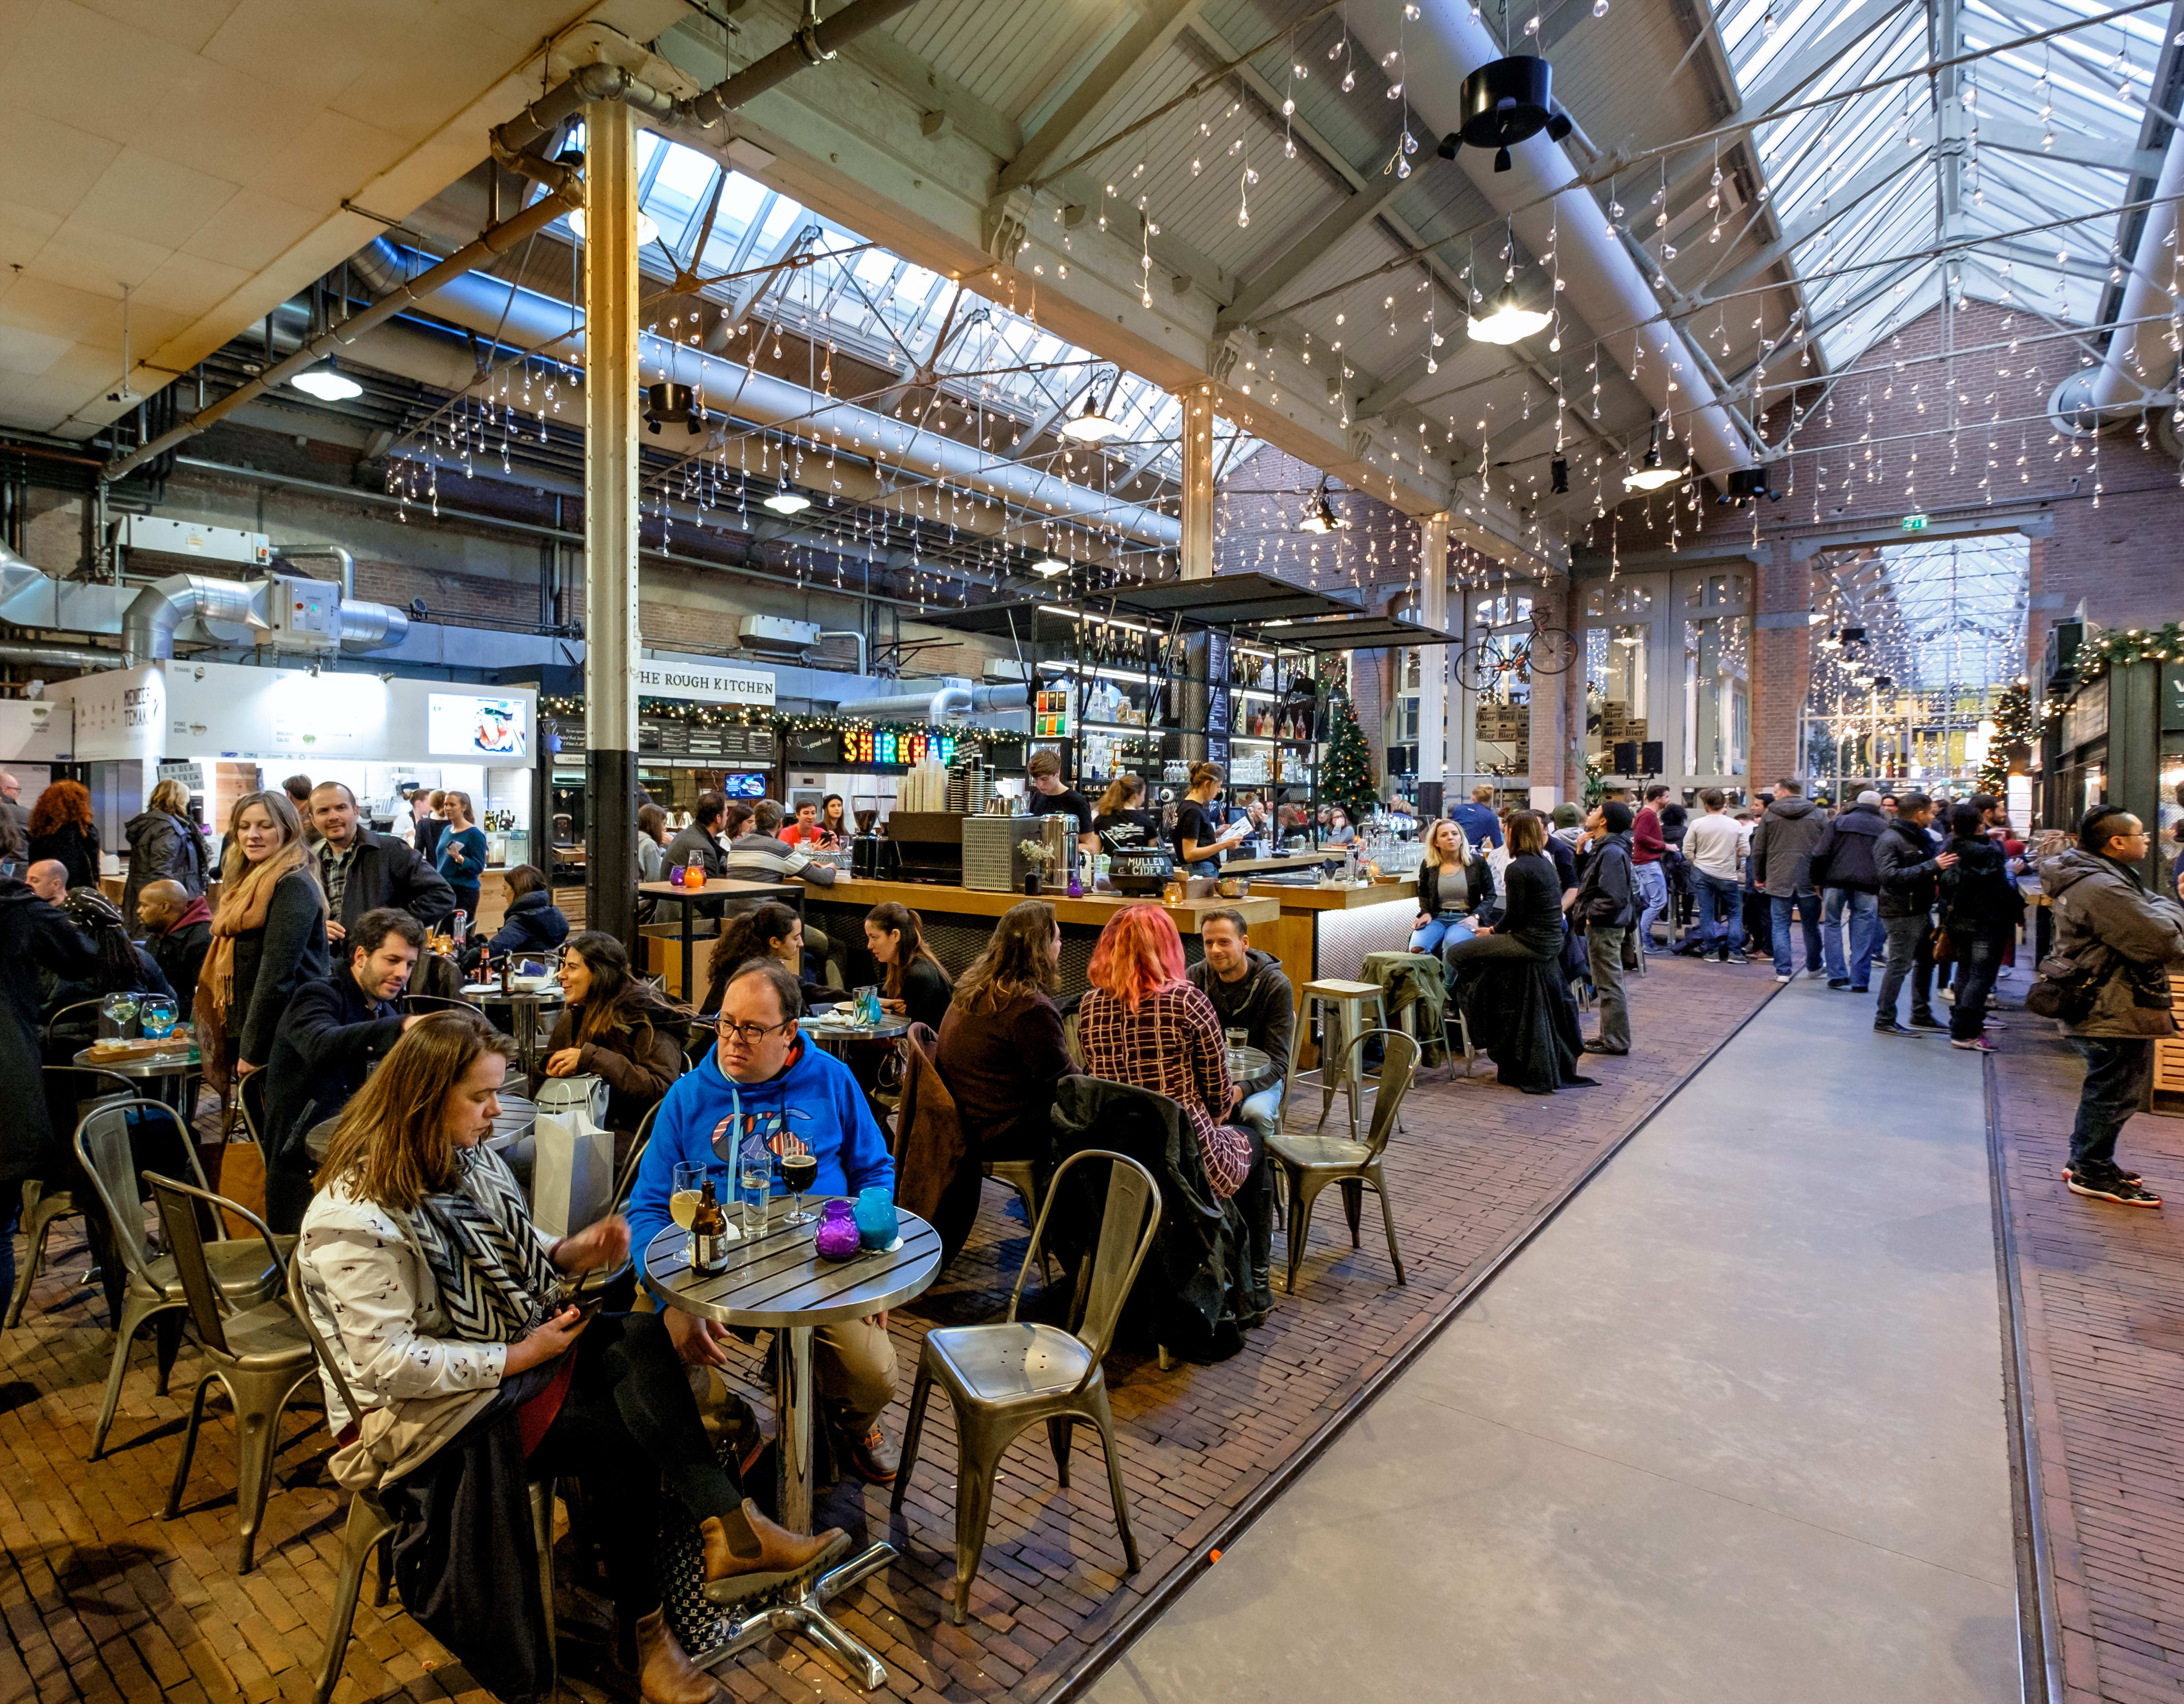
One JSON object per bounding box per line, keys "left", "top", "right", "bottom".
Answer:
{"left": 1775, "top": 973, "right": 1792, "bottom": 984}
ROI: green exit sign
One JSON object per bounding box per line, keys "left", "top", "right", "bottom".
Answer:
{"left": 1901, "top": 514, "right": 1929, "bottom": 532}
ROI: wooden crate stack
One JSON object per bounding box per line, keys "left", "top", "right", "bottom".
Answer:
{"left": 1475, "top": 701, "right": 1528, "bottom": 771}
{"left": 1599, "top": 700, "right": 1648, "bottom": 747}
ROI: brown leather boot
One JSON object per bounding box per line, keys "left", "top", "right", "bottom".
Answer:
{"left": 699, "top": 1500, "right": 851, "bottom": 1605}
{"left": 633, "top": 1607, "right": 725, "bottom": 1704}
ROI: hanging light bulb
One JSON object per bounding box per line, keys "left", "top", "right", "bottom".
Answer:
{"left": 1468, "top": 283, "right": 1551, "bottom": 344}
{"left": 1061, "top": 390, "right": 1123, "bottom": 443}
{"left": 292, "top": 362, "right": 362, "bottom": 402}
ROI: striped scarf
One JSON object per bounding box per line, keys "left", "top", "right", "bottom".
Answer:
{"left": 400, "top": 1146, "right": 560, "bottom": 1343}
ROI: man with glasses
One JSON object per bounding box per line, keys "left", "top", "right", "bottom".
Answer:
{"left": 625, "top": 958, "right": 903, "bottom": 1481}
{"left": 2040, "top": 807, "right": 2184, "bottom": 1208}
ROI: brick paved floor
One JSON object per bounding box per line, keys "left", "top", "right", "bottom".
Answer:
{"left": 1991, "top": 1023, "right": 2184, "bottom": 1703}
{"left": 0, "top": 955, "right": 1776, "bottom": 1704}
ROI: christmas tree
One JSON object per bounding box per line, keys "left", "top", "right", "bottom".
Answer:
{"left": 1320, "top": 687, "right": 1379, "bottom": 818}
{"left": 1978, "top": 680, "right": 2032, "bottom": 793}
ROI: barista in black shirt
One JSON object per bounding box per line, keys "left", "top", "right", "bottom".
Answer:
{"left": 1092, "top": 773, "right": 1157, "bottom": 850}
{"left": 1027, "top": 747, "right": 1098, "bottom": 860}
{"left": 1175, "top": 760, "right": 1247, "bottom": 874}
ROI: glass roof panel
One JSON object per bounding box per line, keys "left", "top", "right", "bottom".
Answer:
{"left": 534, "top": 129, "right": 1263, "bottom": 484}
{"left": 1710, "top": 0, "right": 2161, "bottom": 371}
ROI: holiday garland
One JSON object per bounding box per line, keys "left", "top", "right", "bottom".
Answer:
{"left": 2073, "top": 622, "right": 2184, "bottom": 680}
{"left": 538, "top": 694, "right": 993, "bottom": 745}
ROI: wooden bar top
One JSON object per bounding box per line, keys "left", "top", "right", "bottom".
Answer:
{"left": 1241, "top": 876, "right": 1417, "bottom": 912}
{"left": 638, "top": 877, "right": 804, "bottom": 900}
{"left": 811, "top": 875, "right": 1279, "bottom": 931}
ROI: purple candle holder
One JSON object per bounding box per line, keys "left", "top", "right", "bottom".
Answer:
{"left": 814, "top": 1198, "right": 861, "bottom": 1261}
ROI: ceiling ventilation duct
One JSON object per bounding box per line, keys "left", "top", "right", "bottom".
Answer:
{"left": 2050, "top": 116, "right": 2184, "bottom": 431}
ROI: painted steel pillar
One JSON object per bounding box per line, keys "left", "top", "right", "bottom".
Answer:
{"left": 584, "top": 99, "right": 642, "bottom": 947}
{"left": 1180, "top": 386, "right": 1215, "bottom": 579}
{"left": 1416, "top": 513, "right": 1449, "bottom": 812}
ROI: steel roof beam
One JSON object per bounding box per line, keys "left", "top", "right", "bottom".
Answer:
{"left": 994, "top": 0, "right": 1209, "bottom": 196}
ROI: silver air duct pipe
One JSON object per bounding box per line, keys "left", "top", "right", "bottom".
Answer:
{"left": 1345, "top": 7, "right": 1757, "bottom": 485}
{"left": 2052, "top": 121, "right": 2184, "bottom": 429}
{"left": 122, "top": 573, "right": 409, "bottom": 662}
{"left": 123, "top": 574, "right": 262, "bottom": 662}
{"left": 0, "top": 642, "right": 123, "bottom": 671}
{"left": 832, "top": 679, "right": 1029, "bottom": 724}
{"left": 345, "top": 240, "right": 1183, "bottom": 551}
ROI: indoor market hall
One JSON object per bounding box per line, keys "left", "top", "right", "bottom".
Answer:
{"left": 0, "top": 4, "right": 2178, "bottom": 1704}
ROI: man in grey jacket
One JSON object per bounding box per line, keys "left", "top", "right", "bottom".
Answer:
{"left": 1751, "top": 778, "right": 1827, "bottom": 983}
{"left": 665, "top": 796, "right": 729, "bottom": 878}
{"left": 2041, "top": 807, "right": 2184, "bottom": 1207}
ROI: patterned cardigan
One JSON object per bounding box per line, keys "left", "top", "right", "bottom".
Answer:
{"left": 1077, "top": 981, "right": 1247, "bottom": 1196}
{"left": 298, "top": 1176, "right": 512, "bottom": 1433}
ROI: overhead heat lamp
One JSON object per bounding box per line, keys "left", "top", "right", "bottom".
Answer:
{"left": 1437, "top": 56, "right": 1574, "bottom": 171}
{"left": 643, "top": 382, "right": 705, "bottom": 436}
{"left": 763, "top": 484, "right": 812, "bottom": 515}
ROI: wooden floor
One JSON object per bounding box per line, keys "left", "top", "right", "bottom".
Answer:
{"left": 0, "top": 953, "right": 1779, "bottom": 1704}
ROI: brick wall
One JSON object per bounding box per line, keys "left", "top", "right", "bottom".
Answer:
{"left": 1591, "top": 298, "right": 2184, "bottom": 781}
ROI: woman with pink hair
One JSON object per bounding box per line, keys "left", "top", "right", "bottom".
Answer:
{"left": 1078, "top": 903, "right": 1273, "bottom": 1315}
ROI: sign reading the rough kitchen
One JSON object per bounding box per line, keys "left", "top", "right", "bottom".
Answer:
{"left": 634, "top": 661, "right": 776, "bottom": 707}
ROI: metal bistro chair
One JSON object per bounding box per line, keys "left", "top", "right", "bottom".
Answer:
{"left": 1267, "top": 1028, "right": 1419, "bottom": 1295}
{"left": 1297, "top": 979, "right": 1393, "bottom": 1143}
{"left": 76, "top": 1097, "right": 294, "bottom": 1458}
{"left": 144, "top": 1173, "right": 317, "bottom": 1574}
{"left": 5, "top": 1064, "right": 139, "bottom": 1327}
{"left": 892, "top": 1148, "right": 1161, "bottom": 1626}
{"left": 291, "top": 1249, "right": 559, "bottom": 1704}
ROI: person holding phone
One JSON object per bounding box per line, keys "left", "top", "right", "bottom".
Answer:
{"left": 299, "top": 1010, "right": 844, "bottom": 1704}
{"left": 434, "top": 790, "right": 489, "bottom": 924}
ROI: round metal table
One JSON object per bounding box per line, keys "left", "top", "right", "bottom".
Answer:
{"left": 643, "top": 1206, "right": 940, "bottom": 1690}
{"left": 1225, "top": 1043, "right": 1276, "bottom": 1087}
{"left": 72, "top": 1042, "right": 198, "bottom": 1082}
{"left": 797, "top": 1014, "right": 910, "bottom": 1057}
{"left": 458, "top": 984, "right": 564, "bottom": 1073}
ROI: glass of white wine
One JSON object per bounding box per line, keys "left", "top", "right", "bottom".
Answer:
{"left": 670, "top": 1162, "right": 707, "bottom": 1254}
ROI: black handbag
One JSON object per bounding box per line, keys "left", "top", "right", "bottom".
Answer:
{"left": 2023, "top": 951, "right": 2103, "bottom": 1024}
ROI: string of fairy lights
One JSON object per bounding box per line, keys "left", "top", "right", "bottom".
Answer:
{"left": 361, "top": 0, "right": 2182, "bottom": 650}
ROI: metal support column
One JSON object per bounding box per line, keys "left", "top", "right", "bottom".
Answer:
{"left": 584, "top": 98, "right": 641, "bottom": 948}
{"left": 1179, "top": 386, "right": 1215, "bottom": 580}
{"left": 1417, "top": 513, "right": 1449, "bottom": 815}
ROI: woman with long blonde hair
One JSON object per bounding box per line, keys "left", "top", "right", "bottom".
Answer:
{"left": 123, "top": 775, "right": 209, "bottom": 926}
{"left": 1410, "top": 817, "right": 1497, "bottom": 955}
{"left": 195, "top": 789, "right": 329, "bottom": 1092}
{"left": 301, "top": 1010, "right": 839, "bottom": 1703}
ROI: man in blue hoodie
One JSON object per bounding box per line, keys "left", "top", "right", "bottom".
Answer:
{"left": 627, "top": 956, "right": 903, "bottom": 1483}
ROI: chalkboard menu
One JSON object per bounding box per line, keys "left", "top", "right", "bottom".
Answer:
{"left": 788, "top": 726, "right": 843, "bottom": 765}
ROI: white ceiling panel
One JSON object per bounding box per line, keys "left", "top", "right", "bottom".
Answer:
{"left": 0, "top": 0, "right": 687, "bottom": 439}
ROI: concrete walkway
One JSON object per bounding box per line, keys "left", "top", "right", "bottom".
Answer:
{"left": 1091, "top": 978, "right": 2019, "bottom": 1704}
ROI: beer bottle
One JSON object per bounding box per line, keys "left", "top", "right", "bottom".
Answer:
{"left": 690, "top": 1180, "right": 731, "bottom": 1276}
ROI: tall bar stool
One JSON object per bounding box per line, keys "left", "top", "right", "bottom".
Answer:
{"left": 1297, "top": 979, "right": 1392, "bottom": 1143}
